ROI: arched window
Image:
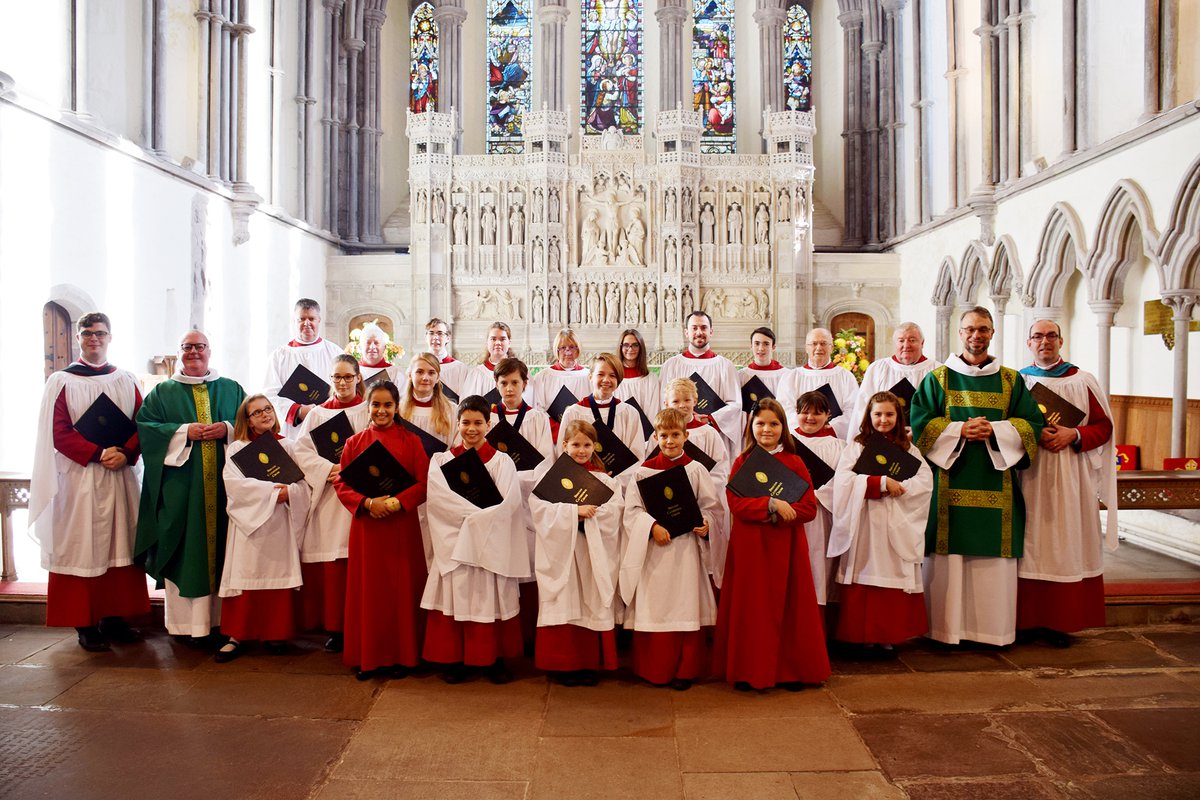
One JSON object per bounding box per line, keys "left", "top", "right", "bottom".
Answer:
{"left": 783, "top": 3, "right": 812, "bottom": 112}
{"left": 580, "top": 0, "right": 643, "bottom": 135}
{"left": 693, "top": 0, "right": 735, "bottom": 153}
{"left": 410, "top": 2, "right": 439, "bottom": 113}
{"left": 487, "top": 0, "right": 534, "bottom": 154}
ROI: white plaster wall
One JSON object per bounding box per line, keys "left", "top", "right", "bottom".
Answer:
{"left": 162, "top": 0, "right": 202, "bottom": 165}
{"left": 812, "top": 0, "right": 844, "bottom": 229}
{"left": 1082, "top": 5, "right": 1143, "bottom": 147}
{"left": 1026, "top": 0, "right": 1065, "bottom": 165}
{"left": 1174, "top": 0, "right": 1200, "bottom": 108}
{"left": 0, "top": 101, "right": 336, "bottom": 473}
{"left": 0, "top": 0, "right": 73, "bottom": 111}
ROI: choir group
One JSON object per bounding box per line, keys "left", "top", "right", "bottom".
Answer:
{"left": 29, "top": 299, "right": 1116, "bottom": 692}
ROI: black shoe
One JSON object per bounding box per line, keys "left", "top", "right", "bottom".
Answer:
{"left": 1045, "top": 630, "right": 1074, "bottom": 649}
{"left": 387, "top": 664, "right": 410, "bottom": 680}
{"left": 324, "top": 633, "right": 344, "bottom": 653}
{"left": 734, "top": 681, "right": 754, "bottom": 692}
{"left": 214, "top": 639, "right": 243, "bottom": 663}
{"left": 264, "top": 640, "right": 289, "bottom": 656}
{"left": 76, "top": 626, "right": 111, "bottom": 653}
{"left": 355, "top": 668, "right": 378, "bottom": 681}
{"left": 442, "top": 664, "right": 469, "bottom": 684}
{"left": 487, "top": 660, "right": 513, "bottom": 685}
{"left": 98, "top": 617, "right": 142, "bottom": 643}
{"left": 577, "top": 670, "right": 599, "bottom": 687}
{"left": 554, "top": 671, "right": 580, "bottom": 687}
{"left": 669, "top": 678, "right": 693, "bottom": 691}
{"left": 779, "top": 681, "right": 805, "bottom": 692}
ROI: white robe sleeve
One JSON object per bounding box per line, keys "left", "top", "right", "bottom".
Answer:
{"left": 987, "top": 421, "right": 1031, "bottom": 471}
{"left": 619, "top": 468, "right": 657, "bottom": 606}
{"left": 923, "top": 422, "right": 967, "bottom": 470}
{"left": 223, "top": 441, "right": 284, "bottom": 534}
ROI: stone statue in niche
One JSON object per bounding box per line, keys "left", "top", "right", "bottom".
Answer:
{"left": 585, "top": 283, "right": 601, "bottom": 325}
{"left": 548, "top": 285, "right": 562, "bottom": 325}
{"left": 548, "top": 188, "right": 560, "bottom": 222}
{"left": 414, "top": 190, "right": 427, "bottom": 223}
{"left": 568, "top": 282, "right": 582, "bottom": 324}
{"left": 581, "top": 210, "right": 606, "bottom": 264}
{"left": 616, "top": 173, "right": 632, "bottom": 193}
{"left": 665, "top": 237, "right": 678, "bottom": 271}
{"left": 643, "top": 284, "right": 657, "bottom": 326}
{"left": 532, "top": 188, "right": 544, "bottom": 222}
{"left": 664, "top": 188, "right": 676, "bottom": 222}
{"left": 624, "top": 284, "right": 640, "bottom": 325}
{"left": 532, "top": 237, "right": 544, "bottom": 272}
{"left": 681, "top": 284, "right": 693, "bottom": 312}
{"left": 593, "top": 173, "right": 608, "bottom": 193}
{"left": 621, "top": 208, "right": 646, "bottom": 266}
{"left": 532, "top": 286, "right": 544, "bottom": 324}
{"left": 727, "top": 202, "right": 743, "bottom": 245}
{"left": 681, "top": 236, "right": 693, "bottom": 273}
{"left": 755, "top": 203, "right": 770, "bottom": 245}
{"left": 777, "top": 189, "right": 791, "bottom": 222}
{"left": 509, "top": 204, "right": 525, "bottom": 245}
{"left": 432, "top": 189, "right": 446, "bottom": 223}
{"left": 548, "top": 237, "right": 561, "bottom": 273}
{"left": 681, "top": 187, "right": 693, "bottom": 221}
{"left": 699, "top": 203, "right": 716, "bottom": 244}
{"left": 664, "top": 286, "right": 677, "bottom": 323}
{"left": 605, "top": 282, "right": 621, "bottom": 324}
{"left": 796, "top": 184, "right": 808, "bottom": 216}
{"left": 452, "top": 205, "right": 468, "bottom": 244}
{"left": 481, "top": 204, "right": 497, "bottom": 245}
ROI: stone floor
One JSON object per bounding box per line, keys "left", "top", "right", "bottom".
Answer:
{"left": 1, "top": 624, "right": 1199, "bottom": 799}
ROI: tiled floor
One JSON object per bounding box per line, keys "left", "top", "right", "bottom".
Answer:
{"left": 0, "top": 625, "right": 1198, "bottom": 799}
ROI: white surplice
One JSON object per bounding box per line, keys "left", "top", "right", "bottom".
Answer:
{"left": 792, "top": 434, "right": 846, "bottom": 604}
{"left": 850, "top": 356, "right": 941, "bottom": 433}
{"left": 777, "top": 363, "right": 862, "bottom": 440}
{"left": 659, "top": 353, "right": 743, "bottom": 454}
{"left": 293, "top": 403, "right": 370, "bottom": 562}
{"left": 262, "top": 339, "right": 345, "bottom": 437}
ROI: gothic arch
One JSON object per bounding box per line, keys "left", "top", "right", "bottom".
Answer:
{"left": 47, "top": 284, "right": 99, "bottom": 326}
{"left": 1026, "top": 202, "right": 1087, "bottom": 308}
{"left": 1085, "top": 179, "right": 1163, "bottom": 303}
{"left": 331, "top": 302, "right": 408, "bottom": 353}
{"left": 1158, "top": 154, "right": 1200, "bottom": 292}
{"left": 820, "top": 297, "right": 893, "bottom": 333}
{"left": 931, "top": 257, "right": 955, "bottom": 306}
{"left": 956, "top": 240, "right": 989, "bottom": 304}
{"left": 989, "top": 235, "right": 1022, "bottom": 300}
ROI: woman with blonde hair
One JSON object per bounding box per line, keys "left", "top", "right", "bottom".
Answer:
{"left": 530, "top": 328, "right": 591, "bottom": 440}
{"left": 400, "top": 352, "right": 457, "bottom": 448}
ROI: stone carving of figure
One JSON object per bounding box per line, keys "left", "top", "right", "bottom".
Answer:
{"left": 681, "top": 236, "right": 693, "bottom": 273}
{"left": 681, "top": 187, "right": 693, "bottom": 221}
{"left": 414, "top": 190, "right": 427, "bottom": 223}
{"left": 755, "top": 203, "right": 770, "bottom": 245}
{"left": 568, "top": 282, "right": 582, "bottom": 324}
{"left": 699, "top": 203, "right": 716, "bottom": 244}
{"left": 532, "top": 286, "right": 544, "bottom": 324}
{"left": 496, "top": 289, "right": 521, "bottom": 320}
{"left": 643, "top": 284, "right": 657, "bottom": 325}
{"left": 549, "top": 285, "right": 562, "bottom": 325}
{"left": 665, "top": 237, "right": 678, "bottom": 271}
{"left": 533, "top": 237, "right": 544, "bottom": 272}
{"left": 664, "top": 189, "right": 676, "bottom": 222}
{"left": 548, "top": 237, "right": 561, "bottom": 273}
{"left": 777, "top": 189, "right": 791, "bottom": 222}
{"left": 532, "top": 188, "right": 544, "bottom": 222}
{"left": 481, "top": 205, "right": 497, "bottom": 246}
{"left": 433, "top": 189, "right": 446, "bottom": 223}
{"left": 452, "top": 205, "right": 468, "bottom": 244}
{"left": 605, "top": 282, "right": 621, "bottom": 324}
{"left": 509, "top": 204, "right": 524, "bottom": 245}
{"left": 681, "top": 284, "right": 693, "bottom": 312}
{"left": 755, "top": 289, "right": 769, "bottom": 318}
{"left": 624, "top": 284, "right": 640, "bottom": 325}
{"left": 548, "top": 188, "right": 560, "bottom": 222}
{"left": 727, "top": 203, "right": 743, "bottom": 245}
{"left": 586, "top": 283, "right": 601, "bottom": 324}
{"left": 581, "top": 210, "right": 605, "bottom": 264}
{"left": 664, "top": 286, "right": 677, "bottom": 323}
{"left": 623, "top": 208, "right": 646, "bottom": 266}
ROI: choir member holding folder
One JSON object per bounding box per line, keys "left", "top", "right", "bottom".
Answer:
{"left": 261, "top": 299, "right": 344, "bottom": 436}
{"left": 422, "top": 397, "right": 528, "bottom": 684}
{"left": 829, "top": 391, "right": 932, "bottom": 652}
{"left": 398, "top": 353, "right": 457, "bottom": 456}
{"left": 620, "top": 408, "right": 724, "bottom": 691}
{"left": 791, "top": 390, "right": 845, "bottom": 607}
{"left": 217, "top": 395, "right": 311, "bottom": 662}
{"left": 334, "top": 381, "right": 430, "bottom": 680}
{"left": 558, "top": 353, "right": 645, "bottom": 484}
{"left": 293, "top": 354, "right": 369, "bottom": 652}
{"left": 530, "top": 328, "right": 591, "bottom": 441}
{"left": 529, "top": 421, "right": 623, "bottom": 686}
{"left": 714, "top": 398, "right": 830, "bottom": 691}
{"left": 613, "top": 329, "right": 660, "bottom": 442}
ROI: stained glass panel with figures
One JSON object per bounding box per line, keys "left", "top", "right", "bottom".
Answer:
{"left": 487, "top": 0, "right": 533, "bottom": 154}
{"left": 410, "top": 2, "right": 438, "bottom": 113}
{"left": 692, "top": 0, "right": 735, "bottom": 154}
{"left": 783, "top": 3, "right": 812, "bottom": 112}
{"left": 580, "top": 0, "right": 643, "bottom": 135}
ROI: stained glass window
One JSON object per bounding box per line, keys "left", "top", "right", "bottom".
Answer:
{"left": 692, "top": 0, "right": 735, "bottom": 154}
{"left": 409, "top": 2, "right": 438, "bottom": 113}
{"left": 487, "top": 0, "right": 533, "bottom": 154}
{"left": 783, "top": 3, "right": 812, "bottom": 112}
{"left": 580, "top": 0, "right": 643, "bottom": 135}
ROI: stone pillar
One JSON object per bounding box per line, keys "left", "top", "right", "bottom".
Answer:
{"left": 434, "top": 0, "right": 468, "bottom": 153}
{"left": 912, "top": 0, "right": 931, "bottom": 222}
{"left": 883, "top": 0, "right": 906, "bottom": 238}
{"left": 299, "top": 0, "right": 317, "bottom": 221}
{"left": 990, "top": 294, "right": 1010, "bottom": 361}
{"left": 1004, "top": 0, "right": 1023, "bottom": 182}
{"left": 322, "top": 0, "right": 341, "bottom": 233}
{"left": 934, "top": 304, "right": 954, "bottom": 362}
{"left": 755, "top": 1, "right": 787, "bottom": 120}
{"left": 1016, "top": 0, "right": 1032, "bottom": 172}
{"left": 1161, "top": 0, "right": 1177, "bottom": 111}
{"left": 231, "top": 3, "right": 251, "bottom": 185}
{"left": 344, "top": 36, "right": 362, "bottom": 243}
{"left": 656, "top": 0, "right": 689, "bottom": 111}
{"left": 1142, "top": 0, "right": 1161, "bottom": 121}
{"left": 839, "top": 8, "right": 865, "bottom": 245}
{"left": 535, "top": 1, "right": 569, "bottom": 112}
{"left": 361, "top": 5, "right": 386, "bottom": 243}
{"left": 195, "top": 1, "right": 211, "bottom": 168}
{"left": 862, "top": 37, "right": 883, "bottom": 245}
{"left": 975, "top": 0, "right": 997, "bottom": 190}
{"left": 1162, "top": 292, "right": 1197, "bottom": 458}
{"left": 945, "top": 0, "right": 964, "bottom": 207}
{"left": 1061, "top": 0, "right": 1077, "bottom": 156}
{"left": 1088, "top": 300, "right": 1121, "bottom": 396}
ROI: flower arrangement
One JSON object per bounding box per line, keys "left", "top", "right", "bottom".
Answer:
{"left": 833, "top": 328, "right": 870, "bottom": 383}
{"left": 346, "top": 320, "right": 405, "bottom": 365}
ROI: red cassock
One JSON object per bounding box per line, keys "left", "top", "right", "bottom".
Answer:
{"left": 334, "top": 423, "right": 430, "bottom": 672}
{"left": 713, "top": 450, "right": 831, "bottom": 689}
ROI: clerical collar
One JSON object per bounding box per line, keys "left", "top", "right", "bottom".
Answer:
{"left": 683, "top": 349, "right": 716, "bottom": 359}
{"left": 892, "top": 355, "right": 928, "bottom": 365}
{"left": 803, "top": 361, "right": 836, "bottom": 370}
{"left": 747, "top": 360, "right": 783, "bottom": 370}
{"left": 172, "top": 369, "right": 219, "bottom": 385}
{"left": 288, "top": 338, "right": 324, "bottom": 347}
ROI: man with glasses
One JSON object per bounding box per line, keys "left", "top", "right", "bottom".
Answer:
{"left": 1016, "top": 320, "right": 1117, "bottom": 647}
{"left": 135, "top": 330, "right": 245, "bottom": 647}
{"left": 910, "top": 307, "right": 1043, "bottom": 647}
{"left": 262, "top": 298, "right": 343, "bottom": 437}
{"left": 423, "top": 318, "right": 471, "bottom": 401}
{"left": 777, "top": 327, "right": 861, "bottom": 439}
{"left": 30, "top": 312, "right": 149, "bottom": 651}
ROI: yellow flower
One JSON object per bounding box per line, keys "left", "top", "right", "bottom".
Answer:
{"left": 859, "top": 359, "right": 870, "bottom": 372}
{"left": 834, "top": 338, "right": 846, "bottom": 349}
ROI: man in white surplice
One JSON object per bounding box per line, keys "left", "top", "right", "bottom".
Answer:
{"left": 261, "top": 298, "right": 344, "bottom": 437}
{"left": 777, "top": 327, "right": 861, "bottom": 439}
{"left": 850, "top": 322, "right": 941, "bottom": 430}
{"left": 658, "top": 311, "right": 743, "bottom": 454}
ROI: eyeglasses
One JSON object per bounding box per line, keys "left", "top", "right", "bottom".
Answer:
{"left": 620, "top": 343, "right": 639, "bottom": 349}
{"left": 180, "top": 343, "right": 209, "bottom": 352}
{"left": 330, "top": 374, "right": 358, "bottom": 382}
{"left": 248, "top": 407, "right": 274, "bottom": 419}
{"left": 1028, "top": 332, "right": 1061, "bottom": 342}
{"left": 960, "top": 327, "right": 993, "bottom": 336}
{"left": 79, "top": 330, "right": 110, "bottom": 339}
{"left": 426, "top": 330, "right": 449, "bottom": 338}
{"left": 558, "top": 345, "right": 579, "bottom": 353}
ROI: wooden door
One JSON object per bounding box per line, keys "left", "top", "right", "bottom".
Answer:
{"left": 829, "top": 312, "right": 876, "bottom": 362}
{"left": 43, "top": 302, "right": 74, "bottom": 380}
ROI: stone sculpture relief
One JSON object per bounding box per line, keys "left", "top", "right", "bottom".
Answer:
{"left": 585, "top": 282, "right": 601, "bottom": 324}
{"left": 568, "top": 282, "right": 582, "bottom": 324}
{"left": 480, "top": 204, "right": 497, "bottom": 246}
{"left": 452, "top": 204, "right": 468, "bottom": 244}
{"left": 624, "top": 283, "right": 640, "bottom": 324}
{"left": 548, "top": 284, "right": 562, "bottom": 325}
{"left": 532, "top": 188, "right": 544, "bottom": 223}
{"left": 643, "top": 284, "right": 657, "bottom": 325}
{"left": 457, "top": 288, "right": 522, "bottom": 321}
{"left": 432, "top": 189, "right": 446, "bottom": 224}
{"left": 664, "top": 286, "right": 677, "bottom": 323}
{"left": 681, "top": 186, "right": 694, "bottom": 222}
{"left": 532, "top": 286, "right": 544, "bottom": 324}
{"left": 681, "top": 284, "right": 693, "bottom": 312}
{"left": 699, "top": 203, "right": 716, "bottom": 244}
{"left": 414, "top": 190, "right": 427, "bottom": 223}
{"left": 702, "top": 287, "right": 770, "bottom": 320}
{"left": 727, "top": 202, "right": 743, "bottom": 245}
{"left": 664, "top": 188, "right": 677, "bottom": 222}
{"left": 777, "top": 189, "right": 791, "bottom": 221}
{"left": 681, "top": 236, "right": 693, "bottom": 273}
{"left": 548, "top": 237, "right": 561, "bottom": 273}
{"left": 755, "top": 203, "right": 770, "bottom": 245}
{"left": 605, "top": 282, "right": 621, "bottom": 324}
{"left": 509, "top": 204, "right": 524, "bottom": 245}
{"left": 548, "top": 188, "right": 560, "bottom": 222}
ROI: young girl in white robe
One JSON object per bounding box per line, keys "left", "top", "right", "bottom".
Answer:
{"left": 558, "top": 352, "right": 646, "bottom": 486}
{"left": 421, "top": 396, "right": 528, "bottom": 684}
{"left": 829, "top": 391, "right": 933, "bottom": 651}
{"left": 217, "top": 394, "right": 311, "bottom": 662}
{"left": 620, "top": 408, "right": 725, "bottom": 690}
{"left": 529, "top": 419, "right": 623, "bottom": 686}
{"left": 791, "top": 390, "right": 846, "bottom": 607}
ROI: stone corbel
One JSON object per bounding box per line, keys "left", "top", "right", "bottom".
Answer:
{"left": 230, "top": 184, "right": 262, "bottom": 245}
{"left": 967, "top": 192, "right": 998, "bottom": 246}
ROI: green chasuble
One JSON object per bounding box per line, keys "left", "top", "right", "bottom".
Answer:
{"left": 134, "top": 376, "right": 245, "bottom": 597}
{"left": 910, "top": 359, "right": 1043, "bottom": 559}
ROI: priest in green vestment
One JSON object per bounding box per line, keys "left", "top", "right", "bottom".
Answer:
{"left": 910, "top": 307, "right": 1043, "bottom": 646}
{"left": 135, "top": 330, "right": 245, "bottom": 641}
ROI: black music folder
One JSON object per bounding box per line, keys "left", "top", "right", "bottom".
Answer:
{"left": 626, "top": 396, "right": 655, "bottom": 440}
{"left": 689, "top": 371, "right": 727, "bottom": 414}
{"left": 728, "top": 445, "right": 811, "bottom": 503}
{"left": 73, "top": 393, "right": 137, "bottom": 449}
{"left": 851, "top": 433, "right": 923, "bottom": 481}
{"left": 486, "top": 418, "right": 546, "bottom": 471}
{"left": 340, "top": 439, "right": 417, "bottom": 497}
{"left": 794, "top": 439, "right": 836, "bottom": 490}
{"left": 532, "top": 453, "right": 615, "bottom": 506}
{"left": 547, "top": 385, "right": 578, "bottom": 423}
{"left": 814, "top": 382, "right": 842, "bottom": 419}
{"left": 1029, "top": 382, "right": 1086, "bottom": 429}
{"left": 593, "top": 422, "right": 639, "bottom": 477}
{"left": 637, "top": 464, "right": 703, "bottom": 538}
{"left": 440, "top": 446, "right": 504, "bottom": 509}
{"left": 740, "top": 375, "right": 775, "bottom": 413}
{"left": 646, "top": 440, "right": 718, "bottom": 472}
{"left": 280, "top": 364, "right": 330, "bottom": 406}
{"left": 309, "top": 411, "right": 354, "bottom": 464}
{"left": 231, "top": 435, "right": 305, "bottom": 485}
{"left": 440, "top": 382, "right": 461, "bottom": 403}
{"left": 888, "top": 378, "right": 917, "bottom": 412}
{"left": 398, "top": 416, "right": 448, "bottom": 459}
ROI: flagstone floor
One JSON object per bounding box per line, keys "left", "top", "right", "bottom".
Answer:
{"left": 1, "top": 623, "right": 1198, "bottom": 800}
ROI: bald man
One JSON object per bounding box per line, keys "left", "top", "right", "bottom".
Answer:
{"left": 851, "top": 323, "right": 942, "bottom": 431}
{"left": 777, "top": 328, "right": 861, "bottom": 439}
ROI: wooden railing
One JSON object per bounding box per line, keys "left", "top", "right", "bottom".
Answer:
{"left": 1114, "top": 470, "right": 1200, "bottom": 510}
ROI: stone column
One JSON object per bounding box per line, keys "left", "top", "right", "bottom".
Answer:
{"left": 1088, "top": 300, "right": 1121, "bottom": 396}
{"left": 1161, "top": 0, "right": 1177, "bottom": 110}
{"left": 1016, "top": 0, "right": 1032, "bottom": 172}
{"left": 975, "top": 0, "right": 996, "bottom": 190}
{"left": 231, "top": 2, "right": 251, "bottom": 186}
{"left": 839, "top": 8, "right": 865, "bottom": 245}
{"left": 883, "top": 0, "right": 906, "bottom": 238}
{"left": 195, "top": 1, "right": 211, "bottom": 168}
{"left": 1142, "top": 0, "right": 1161, "bottom": 121}
{"left": 912, "top": 0, "right": 931, "bottom": 222}
{"left": 755, "top": 1, "right": 787, "bottom": 119}
{"left": 934, "top": 305, "right": 954, "bottom": 362}
{"left": 990, "top": 294, "right": 1010, "bottom": 361}
{"left": 945, "top": 0, "right": 964, "bottom": 207}
{"left": 1061, "top": 0, "right": 1077, "bottom": 156}
{"left": 434, "top": 0, "right": 468, "bottom": 152}
{"left": 1162, "top": 292, "right": 1197, "bottom": 458}
{"left": 322, "top": 0, "right": 341, "bottom": 233}
{"left": 862, "top": 36, "right": 882, "bottom": 245}
{"left": 343, "top": 36, "right": 362, "bottom": 243}
{"left": 536, "top": 1, "right": 569, "bottom": 111}
{"left": 1004, "top": 0, "right": 1023, "bottom": 181}
{"left": 299, "top": 0, "right": 317, "bottom": 221}
{"left": 361, "top": 5, "right": 386, "bottom": 243}
{"left": 995, "top": 0, "right": 1009, "bottom": 182}
{"left": 656, "top": 0, "right": 689, "bottom": 111}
